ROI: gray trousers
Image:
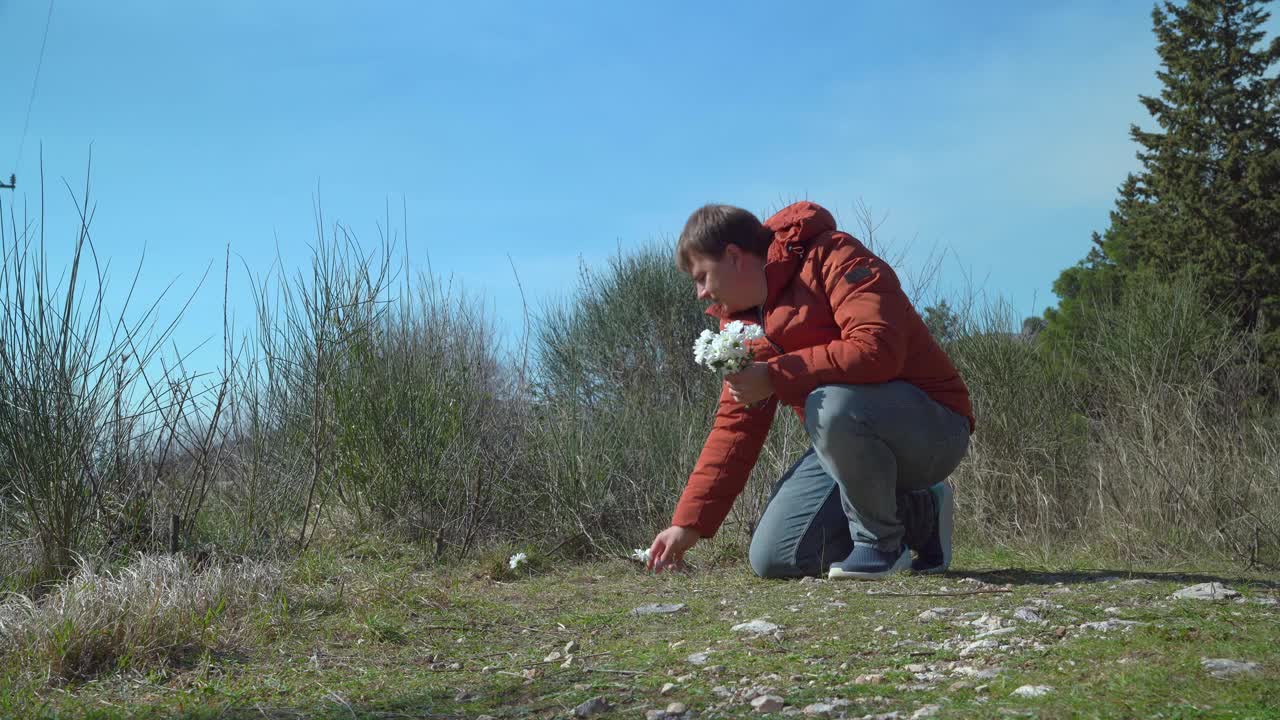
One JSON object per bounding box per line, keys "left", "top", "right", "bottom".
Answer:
{"left": 748, "top": 382, "right": 970, "bottom": 579}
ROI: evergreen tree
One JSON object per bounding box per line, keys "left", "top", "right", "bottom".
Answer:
{"left": 1048, "top": 0, "right": 1280, "bottom": 362}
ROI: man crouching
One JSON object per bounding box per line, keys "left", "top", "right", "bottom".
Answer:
{"left": 646, "top": 202, "right": 974, "bottom": 580}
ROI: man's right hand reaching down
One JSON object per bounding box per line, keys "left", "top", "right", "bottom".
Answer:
{"left": 647, "top": 525, "right": 701, "bottom": 573}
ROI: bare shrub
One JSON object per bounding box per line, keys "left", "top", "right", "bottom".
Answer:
{"left": 0, "top": 161, "right": 227, "bottom": 588}
{"left": 946, "top": 273, "right": 1279, "bottom": 566}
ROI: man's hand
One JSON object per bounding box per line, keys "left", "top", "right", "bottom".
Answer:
{"left": 647, "top": 525, "right": 701, "bottom": 573}
{"left": 725, "top": 362, "right": 774, "bottom": 406}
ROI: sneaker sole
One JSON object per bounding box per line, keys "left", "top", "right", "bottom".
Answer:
{"left": 917, "top": 483, "right": 953, "bottom": 575}
{"left": 827, "top": 548, "right": 912, "bottom": 580}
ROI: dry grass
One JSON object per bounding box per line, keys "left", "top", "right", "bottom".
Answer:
{"left": 0, "top": 553, "right": 280, "bottom": 681}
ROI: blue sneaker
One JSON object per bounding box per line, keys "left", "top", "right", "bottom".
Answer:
{"left": 828, "top": 543, "right": 911, "bottom": 580}
{"left": 911, "top": 483, "right": 953, "bottom": 574}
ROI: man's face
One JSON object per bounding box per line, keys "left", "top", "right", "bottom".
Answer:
{"left": 686, "top": 245, "right": 767, "bottom": 314}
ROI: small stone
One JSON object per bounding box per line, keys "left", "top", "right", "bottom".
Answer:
{"left": 561, "top": 656, "right": 574, "bottom": 668}
{"left": 752, "top": 695, "right": 785, "bottom": 713}
{"left": 633, "top": 603, "right": 687, "bottom": 616}
{"left": 970, "top": 614, "right": 1006, "bottom": 632}
{"left": 905, "top": 663, "right": 928, "bottom": 673}
{"left": 911, "top": 705, "right": 942, "bottom": 719}
{"left": 564, "top": 640, "right": 580, "bottom": 653}
{"left": 522, "top": 667, "right": 541, "bottom": 681}
{"left": 1172, "top": 582, "right": 1239, "bottom": 601}
{"left": 855, "top": 673, "right": 885, "bottom": 684}
{"left": 646, "top": 711, "right": 666, "bottom": 720}
{"left": 686, "top": 651, "right": 711, "bottom": 665}
{"left": 975, "top": 627, "right": 1019, "bottom": 639}
{"left": 454, "top": 689, "right": 472, "bottom": 701}
{"left": 660, "top": 683, "right": 678, "bottom": 696}
{"left": 950, "top": 680, "right": 972, "bottom": 691}
{"left": 1010, "top": 685, "right": 1053, "bottom": 698}
{"left": 800, "top": 576, "right": 819, "bottom": 584}
{"left": 917, "top": 610, "right": 945, "bottom": 622}
{"left": 480, "top": 665, "right": 496, "bottom": 673}
{"left": 802, "top": 702, "right": 835, "bottom": 716}
{"left": 1201, "top": 658, "right": 1261, "bottom": 678}
{"left": 960, "top": 639, "right": 1001, "bottom": 657}
{"left": 733, "top": 619, "right": 781, "bottom": 635}
{"left": 1053, "top": 626, "right": 1067, "bottom": 638}
{"left": 954, "top": 665, "right": 1003, "bottom": 679}
{"left": 1079, "top": 619, "right": 1145, "bottom": 632}
{"left": 1012, "top": 608, "right": 1043, "bottom": 624}
{"left": 544, "top": 651, "right": 562, "bottom": 662}
{"left": 447, "top": 662, "right": 462, "bottom": 670}
{"left": 574, "top": 696, "right": 611, "bottom": 717}
{"left": 667, "top": 702, "right": 688, "bottom": 714}
{"left": 712, "top": 685, "right": 734, "bottom": 698}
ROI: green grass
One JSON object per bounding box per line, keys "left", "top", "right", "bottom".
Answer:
{"left": 1, "top": 543, "right": 1277, "bottom": 719}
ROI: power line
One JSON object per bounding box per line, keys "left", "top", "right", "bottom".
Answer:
{"left": 15, "top": 0, "right": 56, "bottom": 170}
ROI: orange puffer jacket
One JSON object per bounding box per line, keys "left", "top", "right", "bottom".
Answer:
{"left": 671, "top": 201, "right": 974, "bottom": 538}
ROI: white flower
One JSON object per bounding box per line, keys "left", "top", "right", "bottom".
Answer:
{"left": 632, "top": 548, "right": 651, "bottom": 563}
{"left": 509, "top": 552, "right": 528, "bottom": 570}
{"left": 692, "top": 322, "right": 765, "bottom": 375}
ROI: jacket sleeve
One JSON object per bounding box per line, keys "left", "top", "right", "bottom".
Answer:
{"left": 671, "top": 384, "right": 777, "bottom": 538}
{"left": 764, "top": 240, "right": 912, "bottom": 407}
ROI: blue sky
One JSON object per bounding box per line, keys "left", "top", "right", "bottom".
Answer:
{"left": 2, "top": 1, "right": 1268, "bottom": 373}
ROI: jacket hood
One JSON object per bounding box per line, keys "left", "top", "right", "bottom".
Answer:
{"left": 764, "top": 201, "right": 837, "bottom": 252}
{"left": 760, "top": 202, "right": 837, "bottom": 309}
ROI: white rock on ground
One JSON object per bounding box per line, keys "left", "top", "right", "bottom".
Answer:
{"left": 959, "top": 639, "right": 1002, "bottom": 657}
{"left": 802, "top": 702, "right": 835, "bottom": 717}
{"left": 752, "top": 695, "right": 785, "bottom": 713}
{"left": 1010, "top": 685, "right": 1054, "bottom": 698}
{"left": 954, "top": 666, "right": 1003, "bottom": 680}
{"left": 660, "top": 682, "right": 677, "bottom": 695}
{"left": 911, "top": 705, "right": 942, "bottom": 719}
{"left": 1172, "top": 582, "right": 1239, "bottom": 601}
{"left": 686, "top": 651, "right": 712, "bottom": 665}
{"left": 632, "top": 603, "right": 687, "bottom": 616}
{"left": 1079, "top": 619, "right": 1146, "bottom": 632}
{"left": 732, "top": 619, "right": 781, "bottom": 634}
{"left": 1201, "top": 658, "right": 1261, "bottom": 678}
{"left": 1012, "top": 608, "right": 1044, "bottom": 623}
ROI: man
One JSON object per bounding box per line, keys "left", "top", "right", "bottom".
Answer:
{"left": 646, "top": 202, "right": 974, "bottom": 579}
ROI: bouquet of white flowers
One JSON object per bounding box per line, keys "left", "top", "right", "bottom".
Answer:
{"left": 693, "top": 320, "right": 764, "bottom": 375}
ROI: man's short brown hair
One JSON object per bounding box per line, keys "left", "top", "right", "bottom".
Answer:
{"left": 675, "top": 204, "right": 773, "bottom": 274}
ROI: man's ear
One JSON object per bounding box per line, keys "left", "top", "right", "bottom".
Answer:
{"left": 723, "top": 243, "right": 742, "bottom": 268}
